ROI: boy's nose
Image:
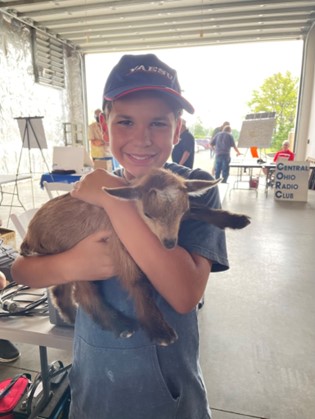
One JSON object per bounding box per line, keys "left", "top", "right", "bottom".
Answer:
{"left": 136, "top": 127, "right": 152, "bottom": 145}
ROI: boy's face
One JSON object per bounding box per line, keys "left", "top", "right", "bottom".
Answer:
{"left": 106, "top": 93, "right": 181, "bottom": 180}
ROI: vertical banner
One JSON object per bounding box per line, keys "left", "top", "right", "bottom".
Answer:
{"left": 274, "top": 161, "right": 310, "bottom": 202}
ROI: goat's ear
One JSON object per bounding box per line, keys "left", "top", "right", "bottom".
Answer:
{"left": 184, "top": 178, "right": 222, "bottom": 196}
{"left": 102, "top": 186, "right": 142, "bottom": 200}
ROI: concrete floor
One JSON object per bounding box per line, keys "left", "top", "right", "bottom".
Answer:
{"left": 0, "top": 154, "right": 314, "bottom": 418}
{"left": 199, "top": 185, "right": 315, "bottom": 419}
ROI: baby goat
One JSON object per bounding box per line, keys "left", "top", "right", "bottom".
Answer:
{"left": 20, "top": 168, "right": 250, "bottom": 346}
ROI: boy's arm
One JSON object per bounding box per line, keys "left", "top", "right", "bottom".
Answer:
{"left": 106, "top": 199, "right": 211, "bottom": 313}
{"left": 11, "top": 229, "right": 117, "bottom": 288}
{"left": 101, "top": 196, "right": 211, "bottom": 314}
{"left": 70, "top": 171, "right": 211, "bottom": 314}
{"left": 12, "top": 170, "right": 126, "bottom": 288}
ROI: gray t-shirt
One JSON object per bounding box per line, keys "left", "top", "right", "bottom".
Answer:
{"left": 211, "top": 131, "right": 236, "bottom": 156}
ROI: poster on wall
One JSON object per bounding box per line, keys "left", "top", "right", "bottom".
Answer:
{"left": 274, "top": 160, "right": 310, "bottom": 202}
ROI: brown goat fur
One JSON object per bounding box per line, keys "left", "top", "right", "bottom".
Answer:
{"left": 20, "top": 168, "right": 250, "bottom": 346}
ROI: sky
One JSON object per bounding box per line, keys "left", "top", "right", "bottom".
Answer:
{"left": 85, "top": 40, "right": 303, "bottom": 132}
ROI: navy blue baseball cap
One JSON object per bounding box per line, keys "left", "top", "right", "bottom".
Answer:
{"left": 103, "top": 54, "right": 194, "bottom": 114}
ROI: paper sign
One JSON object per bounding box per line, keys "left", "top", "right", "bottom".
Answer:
{"left": 274, "top": 161, "right": 310, "bottom": 202}
{"left": 238, "top": 118, "right": 276, "bottom": 148}
{"left": 16, "top": 117, "right": 48, "bottom": 149}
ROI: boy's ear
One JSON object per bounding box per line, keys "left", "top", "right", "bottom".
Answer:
{"left": 173, "top": 118, "right": 182, "bottom": 145}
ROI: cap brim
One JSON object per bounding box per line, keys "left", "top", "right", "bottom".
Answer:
{"left": 104, "top": 86, "right": 194, "bottom": 114}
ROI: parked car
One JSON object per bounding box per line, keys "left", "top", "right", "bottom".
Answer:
{"left": 195, "top": 138, "right": 211, "bottom": 150}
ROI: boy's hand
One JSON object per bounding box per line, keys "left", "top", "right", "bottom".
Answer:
{"left": 11, "top": 229, "right": 117, "bottom": 288}
{"left": 66, "top": 229, "right": 117, "bottom": 282}
{"left": 71, "top": 169, "right": 126, "bottom": 207}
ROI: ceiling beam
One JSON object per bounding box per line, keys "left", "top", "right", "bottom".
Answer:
{"left": 81, "top": 33, "right": 303, "bottom": 54}
{"left": 36, "top": 6, "right": 315, "bottom": 29}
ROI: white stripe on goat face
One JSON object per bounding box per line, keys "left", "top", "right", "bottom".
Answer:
{"left": 137, "top": 185, "right": 189, "bottom": 250}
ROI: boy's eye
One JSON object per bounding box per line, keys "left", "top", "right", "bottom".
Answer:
{"left": 151, "top": 121, "right": 167, "bottom": 127}
{"left": 118, "top": 119, "right": 133, "bottom": 126}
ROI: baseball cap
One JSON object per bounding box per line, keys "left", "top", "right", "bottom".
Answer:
{"left": 103, "top": 54, "right": 194, "bottom": 114}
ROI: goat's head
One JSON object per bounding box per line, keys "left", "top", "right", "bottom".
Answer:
{"left": 103, "top": 168, "right": 220, "bottom": 249}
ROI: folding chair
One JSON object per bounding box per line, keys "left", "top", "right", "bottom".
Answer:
{"left": 10, "top": 208, "right": 39, "bottom": 239}
{"left": 42, "top": 181, "right": 74, "bottom": 200}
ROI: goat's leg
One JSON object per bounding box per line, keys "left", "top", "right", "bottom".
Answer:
{"left": 50, "top": 284, "right": 77, "bottom": 324}
{"left": 129, "top": 276, "right": 178, "bottom": 346}
{"left": 187, "top": 206, "right": 250, "bottom": 229}
{"left": 74, "top": 282, "right": 138, "bottom": 338}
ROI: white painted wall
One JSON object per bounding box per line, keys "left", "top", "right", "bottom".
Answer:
{"left": 295, "top": 23, "right": 315, "bottom": 161}
{"left": 0, "top": 13, "right": 85, "bottom": 174}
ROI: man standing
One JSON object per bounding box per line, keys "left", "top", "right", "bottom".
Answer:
{"left": 88, "top": 109, "right": 111, "bottom": 166}
{"left": 171, "top": 119, "right": 195, "bottom": 168}
{"left": 210, "top": 121, "right": 230, "bottom": 160}
{"left": 211, "top": 125, "right": 241, "bottom": 183}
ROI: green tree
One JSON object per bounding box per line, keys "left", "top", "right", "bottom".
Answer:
{"left": 190, "top": 117, "right": 210, "bottom": 139}
{"left": 247, "top": 71, "right": 299, "bottom": 150}
{"left": 232, "top": 128, "right": 239, "bottom": 141}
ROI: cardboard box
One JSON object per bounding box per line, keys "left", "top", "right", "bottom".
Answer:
{"left": 52, "top": 146, "right": 93, "bottom": 173}
{"left": 0, "top": 228, "right": 16, "bottom": 249}
{"left": 93, "top": 159, "right": 112, "bottom": 171}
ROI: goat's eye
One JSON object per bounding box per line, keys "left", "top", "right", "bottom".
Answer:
{"left": 144, "top": 212, "right": 153, "bottom": 219}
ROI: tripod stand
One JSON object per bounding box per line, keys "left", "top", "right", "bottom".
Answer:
{"left": 11, "top": 117, "right": 51, "bottom": 210}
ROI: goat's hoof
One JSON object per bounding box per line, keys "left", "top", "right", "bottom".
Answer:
{"left": 152, "top": 328, "right": 178, "bottom": 347}
{"left": 115, "top": 317, "right": 138, "bottom": 339}
{"left": 235, "top": 215, "right": 251, "bottom": 229}
{"left": 59, "top": 312, "right": 76, "bottom": 325}
{"left": 61, "top": 318, "right": 74, "bottom": 326}
{"left": 119, "top": 329, "right": 135, "bottom": 339}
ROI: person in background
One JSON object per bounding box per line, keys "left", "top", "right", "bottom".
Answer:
{"left": 88, "top": 108, "right": 112, "bottom": 169}
{"left": 209, "top": 120, "right": 230, "bottom": 166}
{"left": 0, "top": 270, "right": 20, "bottom": 363}
{"left": 211, "top": 125, "right": 241, "bottom": 183}
{"left": 171, "top": 119, "right": 195, "bottom": 168}
{"left": 12, "top": 53, "right": 229, "bottom": 419}
{"left": 211, "top": 120, "right": 230, "bottom": 139}
{"left": 273, "top": 140, "right": 295, "bottom": 162}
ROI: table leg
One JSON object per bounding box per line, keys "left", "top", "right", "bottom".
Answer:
{"left": 28, "top": 346, "right": 52, "bottom": 418}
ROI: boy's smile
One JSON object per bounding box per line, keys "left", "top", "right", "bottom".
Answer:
{"left": 106, "top": 93, "right": 181, "bottom": 180}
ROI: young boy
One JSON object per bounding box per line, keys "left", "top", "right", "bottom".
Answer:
{"left": 12, "top": 54, "right": 229, "bottom": 419}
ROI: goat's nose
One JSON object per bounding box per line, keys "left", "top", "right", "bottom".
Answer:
{"left": 163, "top": 238, "right": 177, "bottom": 249}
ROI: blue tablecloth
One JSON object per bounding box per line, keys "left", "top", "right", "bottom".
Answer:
{"left": 40, "top": 158, "right": 120, "bottom": 188}
{"left": 40, "top": 173, "right": 82, "bottom": 188}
